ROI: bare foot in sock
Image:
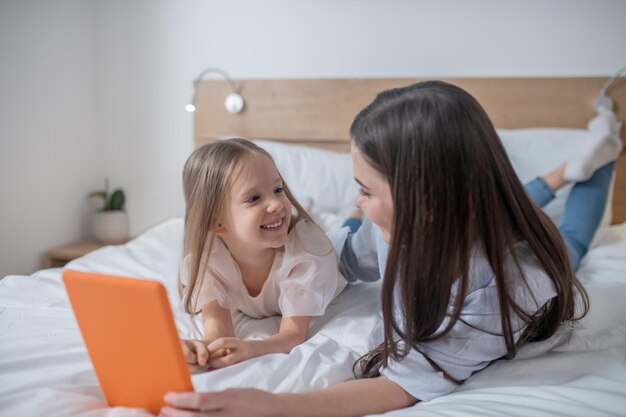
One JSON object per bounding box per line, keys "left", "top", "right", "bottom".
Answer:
{"left": 564, "top": 110, "right": 623, "bottom": 182}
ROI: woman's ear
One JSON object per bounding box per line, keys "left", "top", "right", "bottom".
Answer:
{"left": 214, "top": 224, "right": 226, "bottom": 235}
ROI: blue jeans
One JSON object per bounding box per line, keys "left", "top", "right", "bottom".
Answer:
{"left": 525, "top": 162, "right": 615, "bottom": 270}
{"left": 342, "top": 217, "right": 363, "bottom": 234}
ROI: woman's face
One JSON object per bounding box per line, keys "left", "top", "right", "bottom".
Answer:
{"left": 351, "top": 143, "right": 394, "bottom": 243}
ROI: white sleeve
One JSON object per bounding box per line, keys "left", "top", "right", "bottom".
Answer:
{"left": 379, "top": 315, "right": 504, "bottom": 402}
{"left": 379, "top": 311, "right": 505, "bottom": 402}
{"left": 278, "top": 221, "right": 347, "bottom": 317}
{"left": 380, "top": 254, "right": 557, "bottom": 402}
{"left": 380, "top": 344, "right": 460, "bottom": 402}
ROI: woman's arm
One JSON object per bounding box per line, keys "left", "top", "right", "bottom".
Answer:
{"left": 161, "top": 376, "right": 417, "bottom": 417}
{"left": 206, "top": 316, "right": 310, "bottom": 368}
{"left": 279, "top": 375, "right": 417, "bottom": 417}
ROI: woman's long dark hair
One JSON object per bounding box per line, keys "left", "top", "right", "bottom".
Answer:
{"left": 351, "top": 81, "right": 589, "bottom": 377}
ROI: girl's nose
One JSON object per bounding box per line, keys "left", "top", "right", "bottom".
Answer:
{"left": 267, "top": 197, "right": 283, "bottom": 213}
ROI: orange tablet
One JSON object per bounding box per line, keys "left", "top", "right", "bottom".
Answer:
{"left": 62, "top": 269, "right": 193, "bottom": 414}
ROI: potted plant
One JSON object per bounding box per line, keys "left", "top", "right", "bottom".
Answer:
{"left": 89, "top": 180, "right": 129, "bottom": 243}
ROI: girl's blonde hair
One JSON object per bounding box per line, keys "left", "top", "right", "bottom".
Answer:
{"left": 179, "top": 138, "right": 314, "bottom": 315}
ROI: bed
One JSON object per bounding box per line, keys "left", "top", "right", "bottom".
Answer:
{"left": 1, "top": 77, "right": 626, "bottom": 416}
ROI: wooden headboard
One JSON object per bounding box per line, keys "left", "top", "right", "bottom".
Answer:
{"left": 194, "top": 77, "right": 626, "bottom": 224}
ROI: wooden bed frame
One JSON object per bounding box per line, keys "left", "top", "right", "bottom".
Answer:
{"left": 194, "top": 77, "right": 626, "bottom": 224}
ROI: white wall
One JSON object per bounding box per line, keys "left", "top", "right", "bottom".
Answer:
{"left": 0, "top": 0, "right": 97, "bottom": 277}
{"left": 2, "top": 0, "right": 625, "bottom": 277}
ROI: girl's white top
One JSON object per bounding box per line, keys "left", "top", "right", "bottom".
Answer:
{"left": 182, "top": 220, "right": 347, "bottom": 319}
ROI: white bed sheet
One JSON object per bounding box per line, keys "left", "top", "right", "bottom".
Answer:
{"left": 1, "top": 218, "right": 626, "bottom": 417}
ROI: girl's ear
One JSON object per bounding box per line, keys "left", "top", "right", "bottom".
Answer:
{"left": 214, "top": 223, "right": 226, "bottom": 235}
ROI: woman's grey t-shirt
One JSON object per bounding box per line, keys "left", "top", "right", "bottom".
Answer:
{"left": 328, "top": 218, "right": 557, "bottom": 402}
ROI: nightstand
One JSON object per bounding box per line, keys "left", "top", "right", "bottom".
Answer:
{"left": 44, "top": 239, "right": 125, "bottom": 268}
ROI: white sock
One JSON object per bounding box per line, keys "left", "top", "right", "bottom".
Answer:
{"left": 564, "top": 110, "right": 623, "bottom": 182}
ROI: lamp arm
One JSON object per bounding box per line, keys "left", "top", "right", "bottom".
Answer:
{"left": 193, "top": 67, "right": 239, "bottom": 92}
{"left": 593, "top": 65, "right": 626, "bottom": 112}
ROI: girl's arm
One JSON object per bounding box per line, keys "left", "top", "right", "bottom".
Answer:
{"left": 250, "top": 315, "right": 310, "bottom": 355}
{"left": 181, "top": 300, "right": 234, "bottom": 371}
{"left": 206, "top": 316, "right": 310, "bottom": 368}
{"left": 199, "top": 299, "right": 235, "bottom": 342}
{"left": 161, "top": 376, "right": 417, "bottom": 417}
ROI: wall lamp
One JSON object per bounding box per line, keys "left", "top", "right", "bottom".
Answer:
{"left": 186, "top": 67, "right": 245, "bottom": 113}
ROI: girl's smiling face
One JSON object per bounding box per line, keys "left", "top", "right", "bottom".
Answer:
{"left": 217, "top": 153, "right": 292, "bottom": 254}
{"left": 351, "top": 143, "right": 395, "bottom": 243}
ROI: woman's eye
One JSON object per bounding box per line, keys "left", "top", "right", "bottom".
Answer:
{"left": 359, "top": 188, "right": 370, "bottom": 198}
{"left": 274, "top": 187, "right": 284, "bottom": 194}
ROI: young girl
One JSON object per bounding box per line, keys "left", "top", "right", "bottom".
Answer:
{"left": 162, "top": 81, "right": 616, "bottom": 416}
{"left": 178, "top": 138, "right": 346, "bottom": 371}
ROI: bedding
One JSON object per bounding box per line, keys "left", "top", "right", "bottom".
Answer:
{"left": 1, "top": 218, "right": 626, "bottom": 416}
{"left": 1, "top": 127, "right": 625, "bottom": 416}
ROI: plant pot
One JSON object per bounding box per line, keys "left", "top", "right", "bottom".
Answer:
{"left": 92, "top": 211, "right": 129, "bottom": 243}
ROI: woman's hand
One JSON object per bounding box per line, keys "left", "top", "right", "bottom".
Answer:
{"left": 160, "top": 389, "right": 280, "bottom": 417}
{"left": 207, "top": 337, "right": 254, "bottom": 368}
{"left": 180, "top": 339, "right": 210, "bottom": 372}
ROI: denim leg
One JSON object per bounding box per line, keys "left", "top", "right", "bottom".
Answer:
{"left": 524, "top": 162, "right": 614, "bottom": 270}
{"left": 525, "top": 177, "right": 556, "bottom": 208}
{"left": 559, "top": 161, "right": 615, "bottom": 270}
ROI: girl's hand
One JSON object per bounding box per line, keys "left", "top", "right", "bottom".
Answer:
{"left": 207, "top": 337, "right": 254, "bottom": 368}
{"left": 180, "top": 339, "right": 210, "bottom": 372}
{"left": 160, "top": 389, "right": 279, "bottom": 417}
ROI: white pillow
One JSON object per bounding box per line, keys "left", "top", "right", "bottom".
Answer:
{"left": 255, "top": 129, "right": 614, "bottom": 231}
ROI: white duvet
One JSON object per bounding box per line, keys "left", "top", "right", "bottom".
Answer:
{"left": 1, "top": 218, "right": 626, "bottom": 417}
